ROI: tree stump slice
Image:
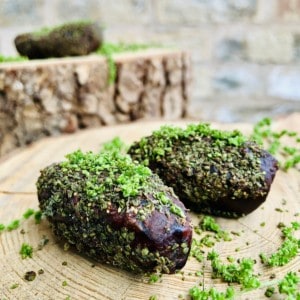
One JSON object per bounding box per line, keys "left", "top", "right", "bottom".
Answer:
{"left": 0, "top": 114, "right": 299, "bottom": 299}
{"left": 0, "top": 49, "right": 191, "bottom": 158}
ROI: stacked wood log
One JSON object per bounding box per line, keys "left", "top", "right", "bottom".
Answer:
{"left": 0, "top": 49, "right": 192, "bottom": 158}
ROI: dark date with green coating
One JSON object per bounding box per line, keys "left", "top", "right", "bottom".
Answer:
{"left": 128, "top": 123, "right": 278, "bottom": 218}
{"left": 36, "top": 150, "right": 192, "bottom": 274}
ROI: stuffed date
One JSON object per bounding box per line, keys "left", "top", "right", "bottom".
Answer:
{"left": 36, "top": 150, "right": 192, "bottom": 274}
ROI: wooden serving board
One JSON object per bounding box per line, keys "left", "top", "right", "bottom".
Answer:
{"left": 0, "top": 115, "right": 299, "bottom": 300}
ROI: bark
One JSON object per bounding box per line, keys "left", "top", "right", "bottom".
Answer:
{"left": 0, "top": 49, "right": 192, "bottom": 157}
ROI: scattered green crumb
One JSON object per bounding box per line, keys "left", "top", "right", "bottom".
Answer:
{"left": 62, "top": 261, "right": 68, "bottom": 266}
{"left": 0, "top": 54, "right": 28, "bottom": 63}
{"left": 275, "top": 207, "right": 284, "bottom": 212}
{"left": 38, "top": 269, "right": 44, "bottom": 275}
{"left": 62, "top": 280, "right": 68, "bottom": 287}
{"left": 10, "top": 283, "right": 19, "bottom": 289}
{"left": 227, "top": 256, "right": 235, "bottom": 263}
{"left": 63, "top": 243, "right": 70, "bottom": 251}
{"left": 251, "top": 117, "right": 300, "bottom": 171}
{"left": 96, "top": 42, "right": 158, "bottom": 84}
{"left": 189, "top": 286, "right": 235, "bottom": 300}
{"left": 23, "top": 208, "right": 35, "bottom": 219}
{"left": 231, "top": 231, "right": 241, "bottom": 236}
{"left": 260, "top": 222, "right": 266, "bottom": 227}
{"left": 149, "top": 295, "right": 158, "bottom": 300}
{"left": 198, "top": 216, "right": 232, "bottom": 241}
{"left": 101, "top": 137, "right": 127, "bottom": 154}
{"left": 37, "top": 235, "right": 49, "bottom": 250}
{"left": 190, "top": 239, "right": 205, "bottom": 262}
{"left": 6, "top": 219, "right": 20, "bottom": 231}
{"left": 65, "top": 296, "right": 71, "bottom": 300}
{"left": 235, "top": 248, "right": 240, "bottom": 252}
{"left": 34, "top": 210, "right": 43, "bottom": 224}
{"left": 19, "top": 243, "right": 33, "bottom": 259}
{"left": 260, "top": 222, "right": 300, "bottom": 267}
{"left": 278, "top": 272, "right": 300, "bottom": 298}
{"left": 264, "top": 287, "right": 275, "bottom": 298}
{"left": 20, "top": 229, "right": 25, "bottom": 234}
{"left": 207, "top": 250, "right": 260, "bottom": 290}
{"left": 0, "top": 224, "right": 5, "bottom": 232}
{"left": 148, "top": 273, "right": 161, "bottom": 284}
{"left": 24, "top": 271, "right": 36, "bottom": 282}
{"left": 195, "top": 271, "right": 203, "bottom": 277}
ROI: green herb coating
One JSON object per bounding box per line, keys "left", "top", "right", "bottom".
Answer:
{"left": 36, "top": 150, "right": 192, "bottom": 274}
{"left": 128, "top": 123, "right": 278, "bottom": 217}
{"left": 19, "top": 243, "right": 33, "bottom": 259}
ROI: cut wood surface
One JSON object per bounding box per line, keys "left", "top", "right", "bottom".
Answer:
{"left": 0, "top": 114, "right": 299, "bottom": 300}
{"left": 0, "top": 49, "right": 191, "bottom": 158}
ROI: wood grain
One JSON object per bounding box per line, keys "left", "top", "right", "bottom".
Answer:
{"left": 0, "top": 115, "right": 299, "bottom": 300}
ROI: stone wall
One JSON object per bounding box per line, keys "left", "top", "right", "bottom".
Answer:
{"left": 1, "top": 0, "right": 300, "bottom": 122}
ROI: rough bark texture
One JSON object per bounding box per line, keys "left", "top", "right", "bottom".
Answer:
{"left": 0, "top": 49, "right": 191, "bottom": 158}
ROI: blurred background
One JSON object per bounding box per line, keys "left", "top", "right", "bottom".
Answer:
{"left": 1, "top": 0, "right": 300, "bottom": 123}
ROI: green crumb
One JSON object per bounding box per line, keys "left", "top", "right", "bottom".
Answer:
{"left": 62, "top": 261, "right": 68, "bottom": 266}
{"left": 264, "top": 287, "right": 275, "bottom": 298}
{"left": 207, "top": 250, "right": 260, "bottom": 290}
{"left": 149, "top": 295, "right": 158, "bottom": 300}
{"left": 19, "top": 243, "right": 33, "bottom": 259}
{"left": 97, "top": 42, "right": 157, "bottom": 84}
{"left": 61, "top": 150, "right": 152, "bottom": 198}
{"left": 10, "top": 283, "right": 19, "bottom": 289}
{"left": 189, "top": 286, "right": 235, "bottom": 300}
{"left": 24, "top": 271, "right": 36, "bottom": 282}
{"left": 260, "top": 222, "right": 300, "bottom": 267}
{"left": 63, "top": 243, "right": 70, "bottom": 252}
{"left": 278, "top": 272, "right": 300, "bottom": 298}
{"left": 38, "top": 269, "right": 44, "bottom": 275}
{"left": 37, "top": 235, "right": 49, "bottom": 250}
{"left": 22, "top": 208, "right": 35, "bottom": 219}
{"left": 260, "top": 222, "right": 266, "bottom": 227}
{"left": 101, "top": 137, "right": 127, "bottom": 154}
{"left": 148, "top": 273, "right": 161, "bottom": 284}
{"left": 251, "top": 117, "right": 300, "bottom": 171}
{"left": 190, "top": 239, "right": 205, "bottom": 262}
{"left": 0, "top": 54, "right": 28, "bottom": 63}
{"left": 198, "top": 216, "right": 231, "bottom": 242}
{"left": 6, "top": 219, "right": 20, "bottom": 231}
{"left": 62, "top": 280, "right": 68, "bottom": 287}
{"left": 0, "top": 224, "right": 5, "bottom": 232}
{"left": 34, "top": 210, "right": 43, "bottom": 224}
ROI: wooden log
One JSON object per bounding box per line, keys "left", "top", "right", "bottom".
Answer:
{"left": 0, "top": 49, "right": 192, "bottom": 158}
{"left": 0, "top": 115, "right": 299, "bottom": 299}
